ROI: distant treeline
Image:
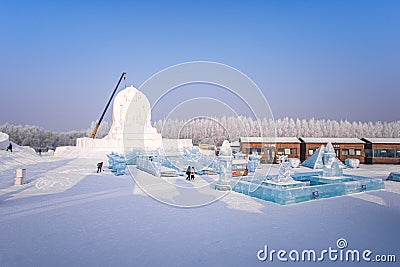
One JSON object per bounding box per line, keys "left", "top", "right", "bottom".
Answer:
{"left": 153, "top": 117, "right": 400, "bottom": 146}
{"left": 0, "top": 121, "right": 110, "bottom": 151}
{"left": 2, "top": 117, "right": 400, "bottom": 150}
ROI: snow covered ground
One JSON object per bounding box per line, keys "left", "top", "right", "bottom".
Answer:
{"left": 1, "top": 148, "right": 399, "bottom": 266}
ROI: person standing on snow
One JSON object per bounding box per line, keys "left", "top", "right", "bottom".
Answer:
{"left": 190, "top": 167, "right": 195, "bottom": 181}
{"left": 97, "top": 162, "right": 103, "bottom": 173}
{"left": 186, "top": 166, "right": 191, "bottom": 181}
{"left": 6, "top": 143, "right": 12, "bottom": 152}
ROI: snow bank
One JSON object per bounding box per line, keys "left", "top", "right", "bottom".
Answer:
{"left": 54, "top": 146, "right": 109, "bottom": 163}
{"left": 0, "top": 132, "right": 9, "bottom": 150}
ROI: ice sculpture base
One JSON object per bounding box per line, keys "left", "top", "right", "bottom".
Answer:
{"left": 232, "top": 173, "right": 384, "bottom": 205}
{"left": 262, "top": 180, "right": 307, "bottom": 189}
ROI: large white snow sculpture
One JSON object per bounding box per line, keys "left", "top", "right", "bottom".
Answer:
{"left": 76, "top": 86, "right": 188, "bottom": 154}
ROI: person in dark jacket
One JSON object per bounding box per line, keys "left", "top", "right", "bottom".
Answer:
{"left": 186, "top": 166, "right": 191, "bottom": 181}
{"left": 191, "top": 167, "right": 195, "bottom": 181}
{"left": 97, "top": 162, "right": 103, "bottom": 173}
{"left": 6, "top": 143, "right": 12, "bottom": 152}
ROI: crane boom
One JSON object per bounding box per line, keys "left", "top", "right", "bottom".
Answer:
{"left": 90, "top": 72, "right": 126, "bottom": 138}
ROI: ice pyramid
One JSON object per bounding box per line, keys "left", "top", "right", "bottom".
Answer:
{"left": 302, "top": 145, "right": 325, "bottom": 169}
{"left": 325, "top": 142, "right": 335, "bottom": 153}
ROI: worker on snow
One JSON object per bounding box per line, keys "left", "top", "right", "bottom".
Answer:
{"left": 6, "top": 143, "right": 12, "bottom": 152}
{"left": 97, "top": 162, "right": 103, "bottom": 173}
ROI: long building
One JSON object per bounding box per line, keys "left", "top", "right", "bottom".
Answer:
{"left": 239, "top": 137, "right": 300, "bottom": 163}
{"left": 239, "top": 137, "right": 400, "bottom": 164}
{"left": 361, "top": 138, "right": 400, "bottom": 164}
{"left": 299, "top": 137, "right": 366, "bottom": 163}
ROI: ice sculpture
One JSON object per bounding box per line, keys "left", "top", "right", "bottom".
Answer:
{"left": 233, "top": 152, "right": 246, "bottom": 160}
{"left": 232, "top": 145, "right": 383, "bottom": 205}
{"left": 107, "top": 152, "right": 116, "bottom": 169}
{"left": 107, "top": 153, "right": 127, "bottom": 175}
{"left": 272, "top": 156, "right": 295, "bottom": 183}
{"left": 214, "top": 140, "right": 233, "bottom": 190}
{"left": 322, "top": 162, "right": 342, "bottom": 177}
{"left": 248, "top": 153, "right": 261, "bottom": 172}
{"left": 387, "top": 172, "right": 400, "bottom": 182}
{"left": 303, "top": 143, "right": 346, "bottom": 170}
{"left": 183, "top": 146, "right": 202, "bottom": 161}
{"left": 288, "top": 158, "right": 300, "bottom": 168}
{"left": 345, "top": 158, "right": 360, "bottom": 168}
{"left": 302, "top": 145, "right": 325, "bottom": 169}
{"left": 322, "top": 143, "right": 343, "bottom": 177}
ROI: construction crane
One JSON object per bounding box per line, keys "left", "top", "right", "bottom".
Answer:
{"left": 90, "top": 72, "right": 126, "bottom": 138}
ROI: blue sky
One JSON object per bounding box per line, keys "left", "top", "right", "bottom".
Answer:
{"left": 1, "top": 0, "right": 399, "bottom": 131}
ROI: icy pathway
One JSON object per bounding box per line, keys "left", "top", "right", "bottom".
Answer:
{"left": 0, "top": 159, "right": 400, "bottom": 266}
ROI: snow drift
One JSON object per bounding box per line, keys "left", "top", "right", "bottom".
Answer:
{"left": 0, "top": 132, "right": 9, "bottom": 150}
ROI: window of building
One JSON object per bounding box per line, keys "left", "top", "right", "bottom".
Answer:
{"left": 374, "top": 149, "right": 386, "bottom": 157}
{"left": 284, "top": 148, "right": 290, "bottom": 155}
{"left": 387, "top": 150, "right": 396, "bottom": 158}
{"left": 355, "top": 149, "right": 362, "bottom": 156}
{"left": 374, "top": 149, "right": 396, "bottom": 158}
{"left": 290, "top": 148, "right": 297, "bottom": 155}
{"left": 397, "top": 150, "right": 400, "bottom": 158}
{"left": 278, "top": 148, "right": 284, "bottom": 155}
{"left": 245, "top": 148, "right": 264, "bottom": 154}
{"left": 349, "top": 149, "right": 355, "bottom": 156}
{"left": 342, "top": 149, "right": 349, "bottom": 156}
{"left": 309, "top": 149, "right": 314, "bottom": 155}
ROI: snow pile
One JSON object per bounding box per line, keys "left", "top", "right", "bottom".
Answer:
{"left": 0, "top": 132, "right": 9, "bottom": 150}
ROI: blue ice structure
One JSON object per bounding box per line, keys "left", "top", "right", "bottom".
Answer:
{"left": 136, "top": 151, "right": 180, "bottom": 177}
{"left": 288, "top": 158, "right": 300, "bottom": 168}
{"left": 248, "top": 153, "right": 261, "bottom": 172}
{"left": 107, "top": 152, "right": 117, "bottom": 170}
{"left": 136, "top": 154, "right": 162, "bottom": 176}
{"left": 345, "top": 158, "right": 360, "bottom": 168}
{"left": 125, "top": 150, "right": 140, "bottom": 165}
{"left": 166, "top": 146, "right": 219, "bottom": 175}
{"left": 387, "top": 172, "right": 400, "bottom": 182}
{"left": 214, "top": 140, "right": 233, "bottom": 190}
{"left": 231, "top": 144, "right": 384, "bottom": 205}
{"left": 302, "top": 145, "right": 325, "bottom": 169}
{"left": 233, "top": 172, "right": 384, "bottom": 205}
{"left": 107, "top": 152, "right": 127, "bottom": 175}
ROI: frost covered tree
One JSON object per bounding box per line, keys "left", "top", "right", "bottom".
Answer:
{"left": 85, "top": 121, "right": 110, "bottom": 138}
{"left": 152, "top": 117, "right": 400, "bottom": 142}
